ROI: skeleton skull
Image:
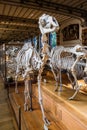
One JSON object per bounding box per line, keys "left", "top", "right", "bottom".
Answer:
{"left": 39, "top": 14, "right": 59, "bottom": 34}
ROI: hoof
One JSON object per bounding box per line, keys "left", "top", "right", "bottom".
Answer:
{"left": 44, "top": 124, "right": 48, "bottom": 130}
{"left": 68, "top": 96, "right": 74, "bottom": 100}
{"left": 44, "top": 117, "right": 50, "bottom": 126}
{"left": 29, "top": 108, "right": 33, "bottom": 112}
{"left": 24, "top": 104, "right": 29, "bottom": 111}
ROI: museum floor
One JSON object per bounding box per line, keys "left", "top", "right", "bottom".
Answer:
{"left": 0, "top": 77, "right": 18, "bottom": 130}
{"left": 8, "top": 72, "right": 87, "bottom": 130}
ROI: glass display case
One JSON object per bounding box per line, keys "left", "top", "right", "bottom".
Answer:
{"left": 82, "top": 29, "right": 87, "bottom": 46}
{"left": 6, "top": 45, "right": 21, "bottom": 81}
{"left": 0, "top": 44, "right": 6, "bottom": 82}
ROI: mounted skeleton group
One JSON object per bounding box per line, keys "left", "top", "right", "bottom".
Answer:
{"left": 6, "top": 46, "right": 21, "bottom": 80}
{"left": 13, "top": 14, "right": 87, "bottom": 129}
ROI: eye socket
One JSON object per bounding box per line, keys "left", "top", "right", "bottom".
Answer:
{"left": 84, "top": 47, "right": 87, "bottom": 50}
{"left": 41, "top": 19, "right": 46, "bottom": 27}
{"left": 52, "top": 17, "right": 56, "bottom": 23}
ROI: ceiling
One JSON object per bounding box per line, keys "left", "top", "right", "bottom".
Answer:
{"left": 0, "top": 0, "right": 87, "bottom": 43}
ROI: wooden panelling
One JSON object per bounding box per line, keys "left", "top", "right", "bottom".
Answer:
{"left": 33, "top": 80, "right": 87, "bottom": 130}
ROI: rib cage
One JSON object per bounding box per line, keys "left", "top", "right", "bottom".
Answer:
{"left": 50, "top": 46, "right": 76, "bottom": 70}
{"left": 16, "top": 45, "right": 42, "bottom": 75}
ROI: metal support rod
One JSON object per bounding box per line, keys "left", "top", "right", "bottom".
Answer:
{"left": 19, "top": 106, "right": 21, "bottom": 130}
{"left": 29, "top": 79, "right": 33, "bottom": 111}
{"left": 59, "top": 68, "right": 62, "bottom": 91}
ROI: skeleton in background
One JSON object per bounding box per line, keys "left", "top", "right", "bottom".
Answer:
{"left": 6, "top": 46, "right": 21, "bottom": 79}
{"left": 50, "top": 45, "right": 87, "bottom": 99}
{"left": 76, "top": 46, "right": 87, "bottom": 83}
{"left": 15, "top": 14, "right": 59, "bottom": 129}
{"left": 79, "top": 46, "right": 87, "bottom": 74}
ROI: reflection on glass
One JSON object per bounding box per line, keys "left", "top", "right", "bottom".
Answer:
{"left": 49, "top": 32, "right": 57, "bottom": 48}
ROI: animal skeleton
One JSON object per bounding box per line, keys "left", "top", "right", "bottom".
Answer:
{"left": 49, "top": 45, "right": 87, "bottom": 99}
{"left": 15, "top": 14, "right": 59, "bottom": 129}
{"left": 15, "top": 13, "right": 87, "bottom": 129}
{"left": 6, "top": 46, "right": 21, "bottom": 79}
{"left": 39, "top": 15, "right": 87, "bottom": 99}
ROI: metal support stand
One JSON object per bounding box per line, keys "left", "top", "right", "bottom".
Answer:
{"left": 19, "top": 106, "right": 21, "bottom": 130}
{"left": 29, "top": 79, "right": 33, "bottom": 111}
{"left": 59, "top": 68, "right": 62, "bottom": 92}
